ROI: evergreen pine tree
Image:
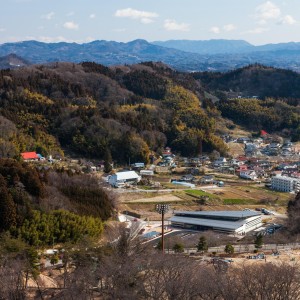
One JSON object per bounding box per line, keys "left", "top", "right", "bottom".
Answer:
{"left": 224, "top": 243, "right": 234, "bottom": 254}
{"left": 0, "top": 175, "right": 17, "bottom": 231}
{"left": 173, "top": 243, "right": 184, "bottom": 253}
{"left": 104, "top": 147, "right": 113, "bottom": 173}
{"left": 254, "top": 233, "right": 263, "bottom": 250}
{"left": 197, "top": 236, "right": 208, "bottom": 252}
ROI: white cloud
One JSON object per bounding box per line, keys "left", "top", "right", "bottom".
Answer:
{"left": 245, "top": 27, "right": 269, "bottom": 34}
{"left": 0, "top": 28, "right": 6, "bottom": 32}
{"left": 115, "top": 8, "right": 158, "bottom": 24}
{"left": 278, "top": 15, "right": 297, "bottom": 25}
{"left": 63, "top": 21, "right": 79, "bottom": 30}
{"left": 41, "top": 12, "right": 55, "bottom": 20}
{"left": 66, "top": 12, "right": 74, "bottom": 17}
{"left": 85, "top": 36, "right": 95, "bottom": 42}
{"left": 255, "top": 1, "right": 281, "bottom": 23}
{"left": 210, "top": 26, "right": 220, "bottom": 34}
{"left": 223, "top": 24, "right": 236, "bottom": 32}
{"left": 89, "top": 14, "right": 96, "bottom": 19}
{"left": 164, "top": 19, "right": 190, "bottom": 31}
{"left": 141, "top": 18, "right": 154, "bottom": 24}
{"left": 39, "top": 36, "right": 67, "bottom": 43}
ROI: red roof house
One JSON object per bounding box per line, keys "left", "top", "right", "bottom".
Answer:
{"left": 260, "top": 130, "right": 268, "bottom": 136}
{"left": 21, "top": 152, "right": 39, "bottom": 160}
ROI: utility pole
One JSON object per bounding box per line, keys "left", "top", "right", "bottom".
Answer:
{"left": 155, "top": 204, "right": 169, "bottom": 253}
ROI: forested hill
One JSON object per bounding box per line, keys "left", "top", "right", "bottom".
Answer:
{"left": 193, "top": 64, "right": 300, "bottom": 100}
{"left": 0, "top": 54, "right": 30, "bottom": 69}
{"left": 0, "top": 62, "right": 299, "bottom": 163}
{"left": 0, "top": 61, "right": 227, "bottom": 162}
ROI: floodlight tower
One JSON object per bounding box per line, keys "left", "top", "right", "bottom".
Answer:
{"left": 155, "top": 204, "right": 169, "bottom": 253}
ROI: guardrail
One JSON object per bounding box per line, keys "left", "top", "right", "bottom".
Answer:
{"left": 165, "top": 242, "right": 300, "bottom": 254}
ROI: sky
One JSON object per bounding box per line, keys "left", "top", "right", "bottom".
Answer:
{"left": 0, "top": 0, "right": 299, "bottom": 45}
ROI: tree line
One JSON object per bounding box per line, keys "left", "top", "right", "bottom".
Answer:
{"left": 1, "top": 225, "right": 300, "bottom": 300}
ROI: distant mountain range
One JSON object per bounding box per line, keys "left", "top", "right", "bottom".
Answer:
{"left": 152, "top": 39, "right": 300, "bottom": 55}
{"left": 1, "top": 39, "right": 300, "bottom": 72}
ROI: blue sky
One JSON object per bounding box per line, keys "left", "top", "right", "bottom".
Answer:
{"left": 1, "top": 0, "right": 299, "bottom": 45}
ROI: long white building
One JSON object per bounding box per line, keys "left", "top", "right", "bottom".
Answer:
{"left": 108, "top": 171, "right": 141, "bottom": 188}
{"left": 169, "top": 210, "right": 262, "bottom": 235}
{"left": 271, "top": 175, "right": 300, "bottom": 192}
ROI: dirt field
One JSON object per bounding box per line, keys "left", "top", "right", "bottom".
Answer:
{"left": 123, "top": 194, "right": 185, "bottom": 203}
{"left": 119, "top": 182, "right": 290, "bottom": 220}
{"left": 200, "top": 184, "right": 291, "bottom": 204}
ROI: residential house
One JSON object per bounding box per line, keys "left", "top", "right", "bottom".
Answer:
{"left": 239, "top": 170, "right": 258, "bottom": 180}
{"left": 237, "top": 137, "right": 251, "bottom": 144}
{"left": 201, "top": 175, "right": 214, "bottom": 184}
{"left": 21, "top": 152, "right": 39, "bottom": 161}
{"left": 213, "top": 157, "right": 227, "bottom": 167}
{"left": 235, "top": 165, "right": 248, "bottom": 175}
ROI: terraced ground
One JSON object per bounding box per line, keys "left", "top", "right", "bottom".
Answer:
{"left": 119, "top": 182, "right": 290, "bottom": 220}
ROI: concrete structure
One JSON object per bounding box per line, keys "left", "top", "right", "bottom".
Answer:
{"left": 108, "top": 171, "right": 141, "bottom": 188}
{"left": 169, "top": 210, "right": 262, "bottom": 235}
{"left": 271, "top": 175, "right": 300, "bottom": 192}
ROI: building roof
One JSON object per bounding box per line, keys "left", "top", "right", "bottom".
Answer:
{"left": 21, "top": 152, "right": 38, "bottom": 160}
{"left": 272, "top": 175, "right": 299, "bottom": 182}
{"left": 169, "top": 210, "right": 261, "bottom": 231}
{"left": 113, "top": 171, "right": 140, "bottom": 181}
{"left": 173, "top": 210, "right": 260, "bottom": 219}
{"left": 169, "top": 216, "right": 248, "bottom": 230}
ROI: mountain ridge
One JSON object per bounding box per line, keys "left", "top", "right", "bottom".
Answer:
{"left": 1, "top": 39, "right": 300, "bottom": 72}
{"left": 152, "top": 39, "right": 300, "bottom": 54}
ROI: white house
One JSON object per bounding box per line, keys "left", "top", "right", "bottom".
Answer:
{"left": 200, "top": 175, "right": 214, "bottom": 184}
{"left": 108, "top": 171, "right": 141, "bottom": 188}
{"left": 240, "top": 170, "right": 258, "bottom": 180}
{"left": 213, "top": 157, "right": 227, "bottom": 167}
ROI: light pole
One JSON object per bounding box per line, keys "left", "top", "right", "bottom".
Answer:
{"left": 156, "top": 204, "right": 169, "bottom": 253}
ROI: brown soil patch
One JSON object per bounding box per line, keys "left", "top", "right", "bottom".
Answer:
{"left": 124, "top": 194, "right": 184, "bottom": 203}
{"left": 227, "top": 141, "right": 245, "bottom": 157}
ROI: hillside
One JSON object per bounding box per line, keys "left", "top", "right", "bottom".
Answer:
{"left": 0, "top": 158, "right": 115, "bottom": 246}
{"left": 0, "top": 53, "right": 30, "bottom": 69}
{"left": 193, "top": 64, "right": 300, "bottom": 135}
{"left": 193, "top": 64, "right": 300, "bottom": 99}
{"left": 0, "top": 61, "right": 227, "bottom": 162}
{"left": 0, "top": 62, "right": 299, "bottom": 163}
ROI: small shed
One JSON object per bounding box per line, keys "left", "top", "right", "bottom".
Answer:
{"left": 140, "top": 170, "right": 154, "bottom": 176}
